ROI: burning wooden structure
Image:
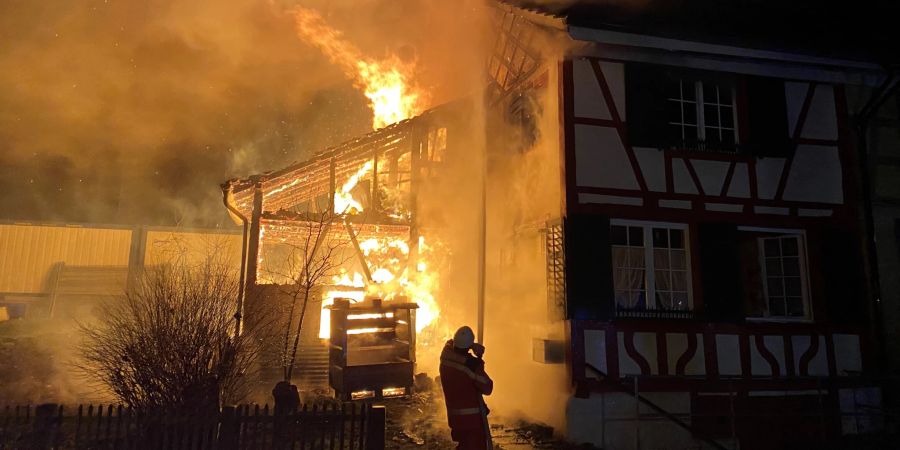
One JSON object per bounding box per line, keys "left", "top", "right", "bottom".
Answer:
{"left": 222, "top": 101, "right": 475, "bottom": 390}
{"left": 328, "top": 297, "right": 418, "bottom": 401}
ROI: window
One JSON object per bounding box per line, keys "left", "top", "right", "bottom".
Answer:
{"left": 737, "top": 228, "right": 811, "bottom": 320}
{"left": 759, "top": 235, "right": 808, "bottom": 318}
{"left": 666, "top": 77, "right": 738, "bottom": 152}
{"left": 611, "top": 222, "right": 691, "bottom": 313}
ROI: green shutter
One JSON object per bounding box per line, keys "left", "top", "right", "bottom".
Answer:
{"left": 625, "top": 63, "right": 670, "bottom": 149}
{"left": 745, "top": 76, "right": 791, "bottom": 157}
{"left": 698, "top": 223, "right": 745, "bottom": 322}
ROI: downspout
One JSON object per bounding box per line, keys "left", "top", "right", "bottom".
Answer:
{"left": 852, "top": 67, "right": 899, "bottom": 371}
{"left": 222, "top": 183, "right": 250, "bottom": 337}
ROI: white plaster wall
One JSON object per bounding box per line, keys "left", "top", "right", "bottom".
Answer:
{"left": 567, "top": 392, "right": 701, "bottom": 450}
{"left": 574, "top": 124, "right": 639, "bottom": 189}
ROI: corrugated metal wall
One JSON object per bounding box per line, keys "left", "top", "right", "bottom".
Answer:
{"left": 0, "top": 224, "right": 132, "bottom": 293}
{"left": 144, "top": 229, "right": 242, "bottom": 269}
{"left": 0, "top": 224, "right": 243, "bottom": 295}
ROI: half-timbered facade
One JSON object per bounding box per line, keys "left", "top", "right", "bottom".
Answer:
{"left": 489, "top": 2, "right": 889, "bottom": 448}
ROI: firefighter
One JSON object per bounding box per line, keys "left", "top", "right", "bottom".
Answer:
{"left": 439, "top": 325, "right": 493, "bottom": 450}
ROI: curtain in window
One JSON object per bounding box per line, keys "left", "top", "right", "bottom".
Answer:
{"left": 613, "top": 247, "right": 645, "bottom": 309}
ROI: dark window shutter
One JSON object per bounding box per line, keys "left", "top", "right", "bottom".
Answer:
{"left": 564, "top": 214, "right": 614, "bottom": 320}
{"left": 819, "top": 226, "right": 866, "bottom": 324}
{"left": 625, "top": 63, "right": 669, "bottom": 149}
{"left": 698, "top": 223, "right": 744, "bottom": 322}
{"left": 745, "top": 76, "right": 790, "bottom": 157}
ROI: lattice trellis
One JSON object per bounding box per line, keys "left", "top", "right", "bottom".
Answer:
{"left": 545, "top": 220, "right": 566, "bottom": 320}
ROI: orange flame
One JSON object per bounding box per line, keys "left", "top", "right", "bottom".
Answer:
{"left": 293, "top": 7, "right": 427, "bottom": 130}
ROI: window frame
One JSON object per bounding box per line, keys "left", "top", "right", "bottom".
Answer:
{"left": 610, "top": 219, "right": 694, "bottom": 311}
{"left": 739, "top": 226, "right": 813, "bottom": 323}
{"left": 665, "top": 75, "right": 741, "bottom": 152}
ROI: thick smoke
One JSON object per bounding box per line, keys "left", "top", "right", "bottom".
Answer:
{"left": 0, "top": 0, "right": 484, "bottom": 227}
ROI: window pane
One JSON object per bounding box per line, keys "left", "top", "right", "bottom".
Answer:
{"left": 767, "top": 277, "right": 784, "bottom": 296}
{"left": 656, "top": 291, "right": 673, "bottom": 309}
{"left": 671, "top": 271, "right": 688, "bottom": 291}
{"left": 765, "top": 258, "right": 783, "bottom": 276}
{"left": 672, "top": 292, "right": 689, "bottom": 310}
{"left": 703, "top": 83, "right": 717, "bottom": 102}
{"left": 782, "top": 237, "right": 799, "bottom": 256}
{"left": 670, "top": 229, "right": 684, "bottom": 249}
{"left": 670, "top": 250, "right": 686, "bottom": 270}
{"left": 628, "top": 248, "right": 645, "bottom": 268}
{"left": 628, "top": 226, "right": 644, "bottom": 247}
{"left": 652, "top": 228, "right": 669, "bottom": 248}
{"left": 783, "top": 257, "right": 801, "bottom": 276}
{"left": 683, "top": 81, "right": 696, "bottom": 101}
{"left": 786, "top": 297, "right": 804, "bottom": 316}
{"left": 706, "top": 127, "right": 721, "bottom": 144}
{"left": 769, "top": 297, "right": 786, "bottom": 316}
{"left": 719, "top": 86, "right": 732, "bottom": 104}
{"left": 721, "top": 107, "right": 735, "bottom": 128}
{"left": 654, "top": 249, "right": 670, "bottom": 269}
{"left": 667, "top": 100, "right": 683, "bottom": 123}
{"left": 705, "top": 105, "right": 720, "bottom": 127}
{"left": 764, "top": 239, "right": 781, "bottom": 257}
{"left": 785, "top": 277, "right": 802, "bottom": 297}
{"left": 615, "top": 291, "right": 630, "bottom": 308}
{"left": 612, "top": 247, "right": 628, "bottom": 267}
{"left": 655, "top": 270, "right": 672, "bottom": 290}
{"left": 611, "top": 225, "right": 627, "bottom": 246}
{"left": 682, "top": 103, "right": 697, "bottom": 125}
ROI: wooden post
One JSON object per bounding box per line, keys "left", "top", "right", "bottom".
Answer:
{"left": 218, "top": 406, "right": 239, "bottom": 450}
{"left": 364, "top": 405, "right": 385, "bottom": 450}
{"left": 126, "top": 225, "right": 147, "bottom": 292}
{"left": 31, "top": 403, "right": 59, "bottom": 449}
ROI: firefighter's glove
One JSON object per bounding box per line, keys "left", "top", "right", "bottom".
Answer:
{"left": 465, "top": 355, "right": 485, "bottom": 372}
{"left": 471, "top": 343, "right": 485, "bottom": 358}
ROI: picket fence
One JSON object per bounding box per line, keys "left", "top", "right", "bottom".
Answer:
{"left": 0, "top": 402, "right": 384, "bottom": 450}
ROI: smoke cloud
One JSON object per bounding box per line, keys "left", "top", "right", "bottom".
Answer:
{"left": 0, "top": 0, "right": 486, "bottom": 227}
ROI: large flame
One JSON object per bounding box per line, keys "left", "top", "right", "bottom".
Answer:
{"left": 334, "top": 161, "right": 374, "bottom": 215}
{"left": 318, "top": 234, "right": 441, "bottom": 340}
{"left": 293, "top": 7, "right": 427, "bottom": 130}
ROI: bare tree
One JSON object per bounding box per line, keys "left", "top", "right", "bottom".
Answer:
{"left": 78, "top": 258, "right": 264, "bottom": 410}
{"left": 262, "top": 211, "right": 351, "bottom": 383}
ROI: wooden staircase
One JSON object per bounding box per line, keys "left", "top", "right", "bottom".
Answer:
{"left": 294, "top": 344, "right": 330, "bottom": 389}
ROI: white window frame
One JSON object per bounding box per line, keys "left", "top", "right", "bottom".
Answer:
{"left": 738, "top": 226, "right": 813, "bottom": 323}
{"left": 610, "top": 219, "right": 694, "bottom": 311}
{"left": 667, "top": 79, "right": 739, "bottom": 146}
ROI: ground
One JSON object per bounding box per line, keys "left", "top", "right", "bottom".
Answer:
{"left": 382, "top": 380, "right": 597, "bottom": 450}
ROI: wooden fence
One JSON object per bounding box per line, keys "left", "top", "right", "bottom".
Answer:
{"left": 0, "top": 403, "right": 384, "bottom": 450}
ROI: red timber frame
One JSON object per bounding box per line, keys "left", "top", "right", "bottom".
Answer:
{"left": 560, "top": 58, "right": 857, "bottom": 226}
{"left": 558, "top": 58, "right": 872, "bottom": 393}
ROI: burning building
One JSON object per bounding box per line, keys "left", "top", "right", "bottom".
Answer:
{"left": 223, "top": 1, "right": 893, "bottom": 448}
